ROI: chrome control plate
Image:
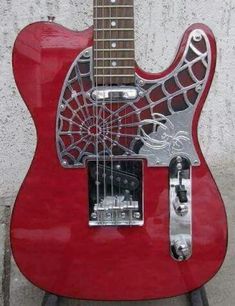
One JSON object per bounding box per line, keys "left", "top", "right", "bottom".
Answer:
{"left": 169, "top": 156, "right": 192, "bottom": 261}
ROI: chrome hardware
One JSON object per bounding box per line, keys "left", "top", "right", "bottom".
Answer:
{"left": 90, "top": 195, "right": 143, "bottom": 226}
{"left": 84, "top": 50, "right": 91, "bottom": 57}
{"left": 91, "top": 86, "right": 139, "bottom": 102}
{"left": 193, "top": 31, "right": 203, "bottom": 42}
{"left": 173, "top": 197, "right": 188, "bottom": 216}
{"left": 169, "top": 156, "right": 192, "bottom": 261}
{"left": 137, "top": 79, "right": 145, "bottom": 87}
{"left": 171, "top": 235, "right": 191, "bottom": 261}
{"left": 88, "top": 160, "right": 143, "bottom": 227}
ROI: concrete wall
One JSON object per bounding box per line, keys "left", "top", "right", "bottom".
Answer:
{"left": 0, "top": 0, "right": 234, "bottom": 305}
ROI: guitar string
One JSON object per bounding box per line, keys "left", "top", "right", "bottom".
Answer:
{"left": 102, "top": 0, "right": 107, "bottom": 217}
{"left": 124, "top": 0, "right": 129, "bottom": 218}
{"left": 109, "top": 0, "right": 114, "bottom": 211}
{"left": 132, "top": 0, "right": 136, "bottom": 215}
{"left": 95, "top": 0, "right": 100, "bottom": 221}
{"left": 116, "top": 0, "right": 120, "bottom": 211}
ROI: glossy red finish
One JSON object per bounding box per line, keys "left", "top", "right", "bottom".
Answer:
{"left": 11, "top": 22, "right": 227, "bottom": 300}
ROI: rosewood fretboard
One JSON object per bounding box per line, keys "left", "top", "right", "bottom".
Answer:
{"left": 93, "top": 0, "right": 135, "bottom": 85}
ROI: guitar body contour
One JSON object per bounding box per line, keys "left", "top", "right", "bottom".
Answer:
{"left": 11, "top": 21, "right": 227, "bottom": 300}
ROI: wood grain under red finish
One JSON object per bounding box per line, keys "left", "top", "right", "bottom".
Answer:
{"left": 11, "top": 22, "right": 227, "bottom": 300}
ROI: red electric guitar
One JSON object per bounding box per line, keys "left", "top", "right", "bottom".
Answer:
{"left": 11, "top": 0, "right": 227, "bottom": 300}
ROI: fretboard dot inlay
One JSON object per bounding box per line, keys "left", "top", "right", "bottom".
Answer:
{"left": 94, "top": 0, "right": 135, "bottom": 85}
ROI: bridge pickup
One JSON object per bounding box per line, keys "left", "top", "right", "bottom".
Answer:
{"left": 90, "top": 164, "right": 140, "bottom": 191}
{"left": 90, "top": 86, "right": 139, "bottom": 102}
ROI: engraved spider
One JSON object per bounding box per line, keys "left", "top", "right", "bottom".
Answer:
{"left": 161, "top": 131, "right": 190, "bottom": 154}
{"left": 139, "top": 113, "right": 190, "bottom": 153}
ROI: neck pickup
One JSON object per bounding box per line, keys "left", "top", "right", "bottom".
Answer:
{"left": 91, "top": 86, "right": 141, "bottom": 102}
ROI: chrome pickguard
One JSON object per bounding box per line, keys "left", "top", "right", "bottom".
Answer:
{"left": 56, "top": 29, "right": 211, "bottom": 168}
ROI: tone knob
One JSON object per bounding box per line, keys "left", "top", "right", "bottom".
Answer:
{"left": 173, "top": 197, "right": 188, "bottom": 216}
{"left": 171, "top": 236, "right": 191, "bottom": 261}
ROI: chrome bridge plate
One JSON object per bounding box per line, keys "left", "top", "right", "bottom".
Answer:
{"left": 91, "top": 195, "right": 141, "bottom": 226}
{"left": 88, "top": 159, "right": 144, "bottom": 226}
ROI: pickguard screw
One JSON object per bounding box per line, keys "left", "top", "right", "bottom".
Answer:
{"left": 196, "top": 85, "right": 203, "bottom": 93}
{"left": 193, "top": 31, "right": 202, "bottom": 42}
{"left": 62, "top": 160, "right": 68, "bottom": 166}
{"left": 194, "top": 160, "right": 199, "bottom": 165}
{"left": 84, "top": 50, "right": 90, "bottom": 57}
{"left": 138, "top": 79, "right": 145, "bottom": 87}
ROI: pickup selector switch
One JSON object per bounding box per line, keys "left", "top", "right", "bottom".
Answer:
{"left": 176, "top": 184, "right": 188, "bottom": 203}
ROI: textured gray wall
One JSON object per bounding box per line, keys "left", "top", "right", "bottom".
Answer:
{"left": 0, "top": 0, "right": 235, "bottom": 200}
{"left": 0, "top": 0, "right": 235, "bottom": 305}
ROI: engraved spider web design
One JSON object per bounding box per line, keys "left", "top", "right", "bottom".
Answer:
{"left": 56, "top": 29, "right": 211, "bottom": 167}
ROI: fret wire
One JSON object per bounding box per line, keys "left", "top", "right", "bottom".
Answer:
{"left": 94, "top": 58, "right": 134, "bottom": 60}
{"left": 94, "top": 74, "right": 135, "bottom": 77}
{"left": 94, "top": 66, "right": 134, "bottom": 69}
{"left": 94, "top": 17, "right": 134, "bottom": 20}
{"left": 93, "top": 0, "right": 135, "bottom": 85}
{"left": 94, "top": 49, "right": 135, "bottom": 51}
{"left": 94, "top": 5, "right": 133, "bottom": 8}
{"left": 95, "top": 28, "right": 134, "bottom": 31}
{"left": 94, "top": 38, "right": 134, "bottom": 41}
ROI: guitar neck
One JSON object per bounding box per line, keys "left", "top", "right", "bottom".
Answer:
{"left": 93, "top": 0, "right": 135, "bottom": 85}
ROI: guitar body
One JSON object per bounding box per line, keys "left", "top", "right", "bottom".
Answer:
{"left": 11, "top": 21, "right": 227, "bottom": 300}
